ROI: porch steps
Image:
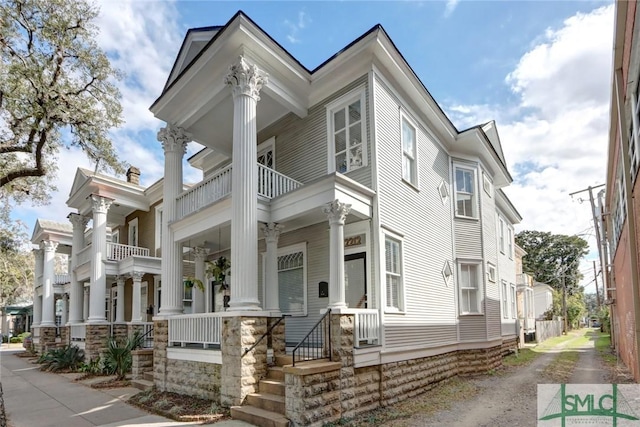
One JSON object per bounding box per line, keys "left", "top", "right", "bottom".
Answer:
{"left": 231, "top": 362, "right": 289, "bottom": 426}
{"left": 230, "top": 405, "right": 289, "bottom": 427}
{"left": 131, "top": 378, "right": 153, "bottom": 391}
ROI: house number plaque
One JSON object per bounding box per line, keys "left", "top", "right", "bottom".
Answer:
{"left": 344, "top": 235, "right": 363, "bottom": 247}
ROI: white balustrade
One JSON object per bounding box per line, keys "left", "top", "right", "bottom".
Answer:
{"left": 258, "top": 163, "right": 303, "bottom": 198}
{"left": 107, "top": 243, "right": 150, "bottom": 261}
{"left": 354, "top": 309, "right": 380, "bottom": 347}
{"left": 177, "top": 164, "right": 232, "bottom": 219}
{"left": 168, "top": 313, "right": 223, "bottom": 349}
{"left": 70, "top": 323, "right": 86, "bottom": 342}
{"left": 54, "top": 274, "right": 71, "bottom": 284}
{"left": 76, "top": 245, "right": 92, "bottom": 267}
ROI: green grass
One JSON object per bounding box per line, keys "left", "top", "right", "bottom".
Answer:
{"left": 502, "top": 348, "right": 539, "bottom": 367}
{"left": 593, "top": 332, "right": 618, "bottom": 365}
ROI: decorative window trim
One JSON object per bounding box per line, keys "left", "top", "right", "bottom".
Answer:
{"left": 438, "top": 180, "right": 449, "bottom": 204}
{"left": 457, "top": 260, "right": 483, "bottom": 315}
{"left": 128, "top": 217, "right": 139, "bottom": 247}
{"left": 510, "top": 283, "right": 517, "bottom": 319}
{"left": 483, "top": 173, "right": 492, "bottom": 196}
{"left": 326, "top": 86, "right": 368, "bottom": 174}
{"left": 453, "top": 165, "right": 478, "bottom": 219}
{"left": 501, "top": 280, "right": 509, "bottom": 319}
{"left": 400, "top": 112, "right": 418, "bottom": 187}
{"left": 487, "top": 263, "right": 496, "bottom": 282}
{"left": 499, "top": 217, "right": 505, "bottom": 254}
{"left": 383, "top": 231, "right": 405, "bottom": 313}
{"left": 261, "top": 242, "right": 308, "bottom": 317}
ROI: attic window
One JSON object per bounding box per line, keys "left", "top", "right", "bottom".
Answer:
{"left": 438, "top": 181, "right": 449, "bottom": 204}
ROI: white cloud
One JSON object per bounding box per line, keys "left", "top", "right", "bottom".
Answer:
{"left": 444, "top": 0, "right": 459, "bottom": 18}
{"left": 284, "top": 11, "right": 310, "bottom": 44}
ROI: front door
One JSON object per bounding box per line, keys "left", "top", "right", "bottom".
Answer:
{"left": 345, "top": 252, "right": 367, "bottom": 308}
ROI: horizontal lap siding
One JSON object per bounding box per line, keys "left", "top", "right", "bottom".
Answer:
{"left": 481, "top": 179, "right": 501, "bottom": 340}
{"left": 258, "top": 75, "right": 372, "bottom": 189}
{"left": 374, "top": 75, "right": 457, "bottom": 349}
{"left": 454, "top": 219, "right": 482, "bottom": 259}
{"left": 459, "top": 316, "right": 486, "bottom": 341}
{"left": 497, "top": 206, "right": 517, "bottom": 338}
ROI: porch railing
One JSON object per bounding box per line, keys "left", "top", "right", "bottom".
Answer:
{"left": 168, "top": 313, "right": 222, "bottom": 349}
{"left": 292, "top": 309, "right": 331, "bottom": 366}
{"left": 107, "top": 243, "right": 150, "bottom": 261}
{"left": 54, "top": 274, "right": 71, "bottom": 285}
{"left": 70, "top": 323, "right": 86, "bottom": 342}
{"left": 76, "top": 245, "right": 92, "bottom": 266}
{"left": 257, "top": 163, "right": 303, "bottom": 198}
{"left": 354, "top": 309, "right": 380, "bottom": 347}
{"left": 177, "top": 164, "right": 232, "bottom": 219}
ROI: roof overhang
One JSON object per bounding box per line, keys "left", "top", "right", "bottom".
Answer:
{"left": 30, "top": 219, "right": 73, "bottom": 251}
{"left": 496, "top": 189, "right": 523, "bottom": 225}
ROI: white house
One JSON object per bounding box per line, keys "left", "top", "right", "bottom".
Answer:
{"left": 534, "top": 282, "right": 554, "bottom": 320}
{"left": 29, "top": 11, "right": 522, "bottom": 426}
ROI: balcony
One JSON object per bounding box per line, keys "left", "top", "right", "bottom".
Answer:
{"left": 107, "top": 242, "right": 150, "bottom": 261}
{"left": 176, "top": 163, "right": 302, "bottom": 220}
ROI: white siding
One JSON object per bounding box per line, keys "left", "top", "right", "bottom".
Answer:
{"left": 481, "top": 172, "right": 501, "bottom": 340}
{"left": 373, "top": 74, "right": 457, "bottom": 349}
{"left": 496, "top": 208, "right": 517, "bottom": 337}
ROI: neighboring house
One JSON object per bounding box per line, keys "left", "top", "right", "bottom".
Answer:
{"left": 533, "top": 283, "right": 554, "bottom": 320}
{"left": 30, "top": 11, "right": 522, "bottom": 425}
{"left": 605, "top": 0, "right": 640, "bottom": 382}
{"left": 515, "top": 244, "right": 535, "bottom": 343}
{"left": 1, "top": 303, "right": 33, "bottom": 338}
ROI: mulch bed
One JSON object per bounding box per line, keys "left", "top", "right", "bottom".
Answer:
{"left": 90, "top": 378, "right": 131, "bottom": 389}
{"left": 128, "top": 389, "right": 230, "bottom": 423}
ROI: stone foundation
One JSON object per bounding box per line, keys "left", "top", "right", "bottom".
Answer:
{"left": 60, "top": 326, "right": 69, "bottom": 346}
{"left": 111, "top": 323, "right": 128, "bottom": 341}
{"left": 285, "top": 362, "right": 342, "bottom": 427}
{"left": 37, "top": 326, "right": 57, "bottom": 354}
{"left": 132, "top": 348, "right": 153, "bottom": 380}
{"left": 85, "top": 324, "right": 110, "bottom": 361}
{"left": 268, "top": 316, "right": 286, "bottom": 359}
{"left": 153, "top": 319, "right": 168, "bottom": 391}
{"left": 501, "top": 337, "right": 518, "bottom": 356}
{"left": 165, "top": 359, "right": 221, "bottom": 400}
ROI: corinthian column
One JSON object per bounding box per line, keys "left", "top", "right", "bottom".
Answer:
{"left": 41, "top": 240, "right": 59, "bottom": 326}
{"left": 263, "top": 223, "right": 282, "bottom": 313}
{"left": 224, "top": 56, "right": 267, "bottom": 311}
{"left": 130, "top": 271, "right": 144, "bottom": 323}
{"left": 88, "top": 194, "right": 113, "bottom": 323}
{"left": 68, "top": 213, "right": 89, "bottom": 324}
{"left": 323, "top": 200, "right": 351, "bottom": 309}
{"left": 157, "top": 124, "right": 190, "bottom": 316}
{"left": 32, "top": 249, "right": 43, "bottom": 327}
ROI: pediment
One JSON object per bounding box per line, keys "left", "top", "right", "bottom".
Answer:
{"left": 481, "top": 121, "right": 506, "bottom": 166}
{"left": 165, "top": 26, "right": 221, "bottom": 90}
{"left": 68, "top": 168, "right": 91, "bottom": 200}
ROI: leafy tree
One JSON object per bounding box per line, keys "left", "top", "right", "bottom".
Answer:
{"left": 0, "top": 216, "right": 33, "bottom": 306}
{"left": 515, "top": 230, "right": 589, "bottom": 294}
{"left": 0, "top": 0, "right": 124, "bottom": 207}
{"left": 545, "top": 288, "right": 586, "bottom": 330}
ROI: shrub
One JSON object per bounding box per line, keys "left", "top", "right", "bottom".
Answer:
{"left": 103, "top": 331, "right": 143, "bottom": 380}
{"left": 79, "top": 357, "right": 104, "bottom": 375}
{"left": 9, "top": 337, "right": 21, "bottom": 343}
{"left": 39, "top": 345, "right": 85, "bottom": 372}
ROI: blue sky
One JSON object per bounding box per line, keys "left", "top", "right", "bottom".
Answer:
{"left": 12, "top": 0, "right": 614, "bottom": 293}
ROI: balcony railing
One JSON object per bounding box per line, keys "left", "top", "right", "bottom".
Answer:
{"left": 168, "top": 313, "right": 223, "bottom": 349}
{"left": 107, "top": 242, "right": 150, "bottom": 261}
{"left": 176, "top": 163, "right": 302, "bottom": 220}
{"left": 354, "top": 309, "right": 380, "bottom": 347}
{"left": 54, "top": 274, "right": 70, "bottom": 285}
{"left": 76, "top": 245, "right": 92, "bottom": 267}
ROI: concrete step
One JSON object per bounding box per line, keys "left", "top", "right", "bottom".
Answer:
{"left": 246, "top": 392, "right": 285, "bottom": 414}
{"left": 275, "top": 355, "right": 292, "bottom": 366}
{"left": 259, "top": 379, "right": 285, "bottom": 396}
{"left": 267, "top": 366, "right": 284, "bottom": 381}
{"left": 231, "top": 405, "right": 289, "bottom": 427}
{"left": 131, "top": 378, "right": 153, "bottom": 392}
{"left": 142, "top": 371, "right": 154, "bottom": 382}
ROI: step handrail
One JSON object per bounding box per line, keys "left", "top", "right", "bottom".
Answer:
{"left": 292, "top": 308, "right": 331, "bottom": 366}
{"left": 242, "top": 315, "right": 287, "bottom": 357}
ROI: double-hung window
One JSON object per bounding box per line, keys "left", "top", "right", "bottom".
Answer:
{"left": 327, "top": 89, "right": 366, "bottom": 174}
{"left": 455, "top": 167, "right": 476, "bottom": 218}
{"left": 501, "top": 280, "right": 509, "bottom": 318}
{"left": 499, "top": 218, "right": 505, "bottom": 253}
{"left": 458, "top": 262, "right": 481, "bottom": 314}
{"left": 277, "top": 244, "right": 307, "bottom": 316}
{"left": 507, "top": 227, "right": 513, "bottom": 259}
{"left": 385, "top": 235, "right": 403, "bottom": 311}
{"left": 510, "top": 284, "right": 517, "bottom": 319}
{"left": 401, "top": 117, "right": 417, "bottom": 185}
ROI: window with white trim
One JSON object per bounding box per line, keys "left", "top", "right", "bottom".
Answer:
{"left": 483, "top": 173, "right": 492, "bottom": 196}
{"left": 499, "top": 218, "right": 505, "bottom": 254}
{"left": 111, "top": 230, "right": 119, "bottom": 244}
{"left": 327, "top": 89, "right": 367, "bottom": 174}
{"left": 458, "top": 262, "right": 482, "bottom": 314}
{"left": 183, "top": 281, "right": 193, "bottom": 314}
{"left": 510, "top": 284, "right": 517, "bottom": 319}
{"left": 128, "top": 217, "right": 138, "bottom": 247}
{"left": 385, "top": 235, "right": 403, "bottom": 311}
{"left": 277, "top": 244, "right": 307, "bottom": 316}
{"left": 401, "top": 116, "right": 417, "bottom": 185}
{"left": 501, "top": 280, "right": 509, "bottom": 318}
{"left": 454, "top": 167, "right": 477, "bottom": 218}
{"left": 508, "top": 227, "right": 513, "bottom": 259}
{"left": 630, "top": 90, "right": 640, "bottom": 182}
{"left": 487, "top": 263, "right": 496, "bottom": 282}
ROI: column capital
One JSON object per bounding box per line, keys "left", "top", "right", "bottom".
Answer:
{"left": 68, "top": 212, "right": 90, "bottom": 230}
{"left": 32, "top": 248, "right": 43, "bottom": 256}
{"left": 262, "top": 222, "right": 283, "bottom": 244}
{"left": 41, "top": 240, "right": 59, "bottom": 253}
{"left": 224, "top": 56, "right": 268, "bottom": 101}
{"left": 192, "top": 246, "right": 210, "bottom": 261}
{"left": 323, "top": 200, "right": 351, "bottom": 225}
{"left": 90, "top": 194, "right": 114, "bottom": 214}
{"left": 157, "top": 124, "right": 190, "bottom": 154}
{"left": 129, "top": 271, "right": 144, "bottom": 281}
{"left": 115, "top": 275, "right": 126, "bottom": 284}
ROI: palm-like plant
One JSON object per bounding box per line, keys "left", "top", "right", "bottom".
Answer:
{"left": 38, "top": 345, "right": 85, "bottom": 372}
{"left": 103, "top": 331, "right": 143, "bottom": 380}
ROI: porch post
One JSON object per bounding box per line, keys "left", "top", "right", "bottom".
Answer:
{"left": 83, "top": 287, "right": 89, "bottom": 321}
{"left": 157, "top": 125, "right": 189, "bottom": 316}
{"left": 32, "top": 249, "right": 43, "bottom": 327}
{"left": 41, "top": 240, "right": 58, "bottom": 326}
{"left": 131, "top": 271, "right": 144, "bottom": 323}
{"left": 116, "top": 276, "right": 125, "bottom": 323}
{"left": 323, "top": 200, "right": 351, "bottom": 309}
{"left": 224, "top": 56, "right": 267, "bottom": 311}
{"left": 263, "top": 223, "right": 282, "bottom": 313}
{"left": 68, "top": 213, "right": 89, "bottom": 324}
{"left": 61, "top": 294, "right": 68, "bottom": 326}
{"left": 193, "top": 247, "right": 209, "bottom": 314}
{"left": 88, "top": 194, "right": 113, "bottom": 323}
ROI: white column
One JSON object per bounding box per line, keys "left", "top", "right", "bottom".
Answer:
{"left": 224, "top": 56, "right": 267, "bottom": 311}
{"left": 61, "top": 294, "right": 68, "bottom": 326}
{"left": 116, "top": 276, "right": 125, "bottom": 323}
{"left": 323, "top": 200, "right": 351, "bottom": 309}
{"left": 193, "top": 247, "right": 209, "bottom": 314}
{"left": 157, "top": 125, "right": 189, "bottom": 316}
{"left": 83, "top": 287, "right": 89, "bottom": 321}
{"left": 41, "top": 240, "right": 58, "bottom": 326}
{"left": 32, "top": 249, "right": 43, "bottom": 327}
{"left": 130, "top": 271, "right": 144, "bottom": 323}
{"left": 88, "top": 194, "right": 113, "bottom": 323}
{"left": 263, "top": 223, "right": 282, "bottom": 313}
{"left": 68, "top": 213, "right": 89, "bottom": 324}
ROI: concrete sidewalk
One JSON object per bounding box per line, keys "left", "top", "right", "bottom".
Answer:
{"left": 0, "top": 347, "right": 252, "bottom": 427}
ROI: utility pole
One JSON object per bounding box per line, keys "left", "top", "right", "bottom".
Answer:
{"left": 593, "top": 260, "right": 601, "bottom": 309}
{"left": 562, "top": 274, "right": 568, "bottom": 334}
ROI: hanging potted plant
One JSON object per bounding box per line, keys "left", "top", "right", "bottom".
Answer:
{"left": 185, "top": 256, "right": 231, "bottom": 293}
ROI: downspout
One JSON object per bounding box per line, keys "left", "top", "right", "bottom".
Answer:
{"left": 614, "top": 67, "right": 640, "bottom": 378}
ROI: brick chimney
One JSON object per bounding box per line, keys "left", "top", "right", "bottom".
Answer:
{"left": 126, "top": 166, "right": 140, "bottom": 185}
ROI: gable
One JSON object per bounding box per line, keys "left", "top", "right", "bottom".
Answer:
{"left": 481, "top": 121, "right": 507, "bottom": 166}
{"left": 164, "top": 27, "right": 221, "bottom": 90}
{"left": 68, "top": 168, "right": 90, "bottom": 199}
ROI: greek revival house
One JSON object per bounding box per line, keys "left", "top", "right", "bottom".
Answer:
{"left": 29, "top": 11, "right": 522, "bottom": 426}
